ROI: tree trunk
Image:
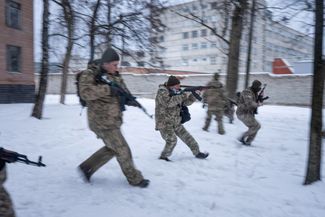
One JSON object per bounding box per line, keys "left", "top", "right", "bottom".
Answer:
{"left": 31, "top": 0, "right": 49, "bottom": 119}
{"left": 304, "top": 0, "right": 324, "bottom": 185}
{"left": 89, "top": 0, "right": 101, "bottom": 61}
{"left": 244, "top": 0, "right": 255, "bottom": 89}
{"left": 60, "top": 0, "right": 75, "bottom": 104}
{"left": 225, "top": 0, "right": 248, "bottom": 99}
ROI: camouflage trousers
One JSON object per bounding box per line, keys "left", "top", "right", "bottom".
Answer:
{"left": 79, "top": 129, "right": 144, "bottom": 185}
{"left": 159, "top": 124, "right": 200, "bottom": 158}
{"left": 237, "top": 113, "right": 261, "bottom": 144}
{"left": 0, "top": 165, "right": 15, "bottom": 217}
{"left": 224, "top": 103, "right": 235, "bottom": 123}
{"left": 0, "top": 187, "right": 15, "bottom": 217}
{"left": 203, "top": 109, "right": 225, "bottom": 134}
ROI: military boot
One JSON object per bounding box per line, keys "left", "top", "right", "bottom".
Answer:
{"left": 195, "top": 152, "right": 209, "bottom": 159}
{"left": 132, "top": 179, "right": 150, "bottom": 188}
{"left": 78, "top": 165, "right": 92, "bottom": 183}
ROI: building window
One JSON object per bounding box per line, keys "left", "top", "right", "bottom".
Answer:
{"left": 201, "top": 29, "right": 207, "bottom": 37}
{"left": 159, "top": 36, "right": 164, "bottom": 42}
{"left": 210, "top": 42, "right": 217, "bottom": 48}
{"left": 192, "top": 43, "right": 198, "bottom": 50}
{"left": 6, "top": 45, "right": 21, "bottom": 72}
{"left": 211, "top": 2, "right": 218, "bottom": 9}
{"left": 210, "top": 56, "right": 217, "bottom": 65}
{"left": 182, "top": 44, "right": 189, "bottom": 51}
{"left": 137, "top": 61, "right": 145, "bottom": 67}
{"left": 192, "top": 30, "right": 198, "bottom": 38}
{"left": 182, "top": 59, "right": 189, "bottom": 66}
{"left": 6, "top": 0, "right": 21, "bottom": 29}
{"left": 183, "top": 32, "right": 189, "bottom": 39}
{"left": 201, "top": 42, "right": 207, "bottom": 49}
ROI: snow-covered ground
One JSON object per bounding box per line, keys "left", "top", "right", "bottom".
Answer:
{"left": 1, "top": 95, "right": 324, "bottom": 217}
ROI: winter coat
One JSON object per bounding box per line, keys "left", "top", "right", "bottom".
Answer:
{"left": 236, "top": 88, "right": 258, "bottom": 115}
{"left": 203, "top": 79, "right": 227, "bottom": 111}
{"left": 155, "top": 84, "right": 196, "bottom": 130}
{"left": 78, "top": 68, "right": 129, "bottom": 132}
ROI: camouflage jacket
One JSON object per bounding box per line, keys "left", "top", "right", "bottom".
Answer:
{"left": 202, "top": 80, "right": 227, "bottom": 111}
{"left": 236, "top": 88, "right": 258, "bottom": 115}
{"left": 155, "top": 84, "right": 196, "bottom": 130}
{"left": 79, "top": 68, "right": 130, "bottom": 131}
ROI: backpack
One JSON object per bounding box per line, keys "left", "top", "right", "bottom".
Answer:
{"left": 75, "top": 71, "right": 87, "bottom": 107}
{"left": 180, "top": 105, "right": 191, "bottom": 124}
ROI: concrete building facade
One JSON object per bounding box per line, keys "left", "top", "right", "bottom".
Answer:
{"left": 0, "top": 0, "right": 35, "bottom": 103}
{"left": 155, "top": 0, "right": 313, "bottom": 74}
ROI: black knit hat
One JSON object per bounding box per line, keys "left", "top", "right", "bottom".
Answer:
{"left": 101, "top": 47, "right": 120, "bottom": 64}
{"left": 166, "top": 75, "right": 180, "bottom": 87}
{"left": 251, "top": 80, "right": 262, "bottom": 89}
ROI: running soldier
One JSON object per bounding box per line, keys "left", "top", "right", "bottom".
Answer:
{"left": 78, "top": 47, "right": 149, "bottom": 188}
{"left": 202, "top": 73, "right": 227, "bottom": 134}
{"left": 155, "top": 75, "right": 209, "bottom": 161}
{"left": 236, "top": 80, "right": 263, "bottom": 146}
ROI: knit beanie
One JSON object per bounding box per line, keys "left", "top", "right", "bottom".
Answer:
{"left": 251, "top": 80, "right": 262, "bottom": 92}
{"left": 101, "top": 47, "right": 120, "bottom": 64}
{"left": 166, "top": 76, "right": 180, "bottom": 87}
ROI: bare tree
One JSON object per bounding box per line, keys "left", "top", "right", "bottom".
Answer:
{"left": 31, "top": 0, "right": 50, "bottom": 119}
{"left": 226, "top": 0, "right": 248, "bottom": 99}
{"left": 304, "top": 0, "right": 323, "bottom": 185}
{"left": 52, "top": 0, "right": 75, "bottom": 104}
{"left": 244, "top": 0, "right": 256, "bottom": 89}
{"left": 173, "top": 0, "right": 248, "bottom": 99}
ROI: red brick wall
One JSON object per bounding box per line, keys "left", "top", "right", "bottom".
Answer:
{"left": 0, "top": 0, "right": 34, "bottom": 85}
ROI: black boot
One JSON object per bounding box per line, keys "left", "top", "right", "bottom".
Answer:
{"left": 195, "top": 152, "right": 209, "bottom": 159}
{"left": 159, "top": 156, "right": 172, "bottom": 162}
{"left": 78, "top": 165, "right": 92, "bottom": 183}
{"left": 132, "top": 179, "right": 150, "bottom": 188}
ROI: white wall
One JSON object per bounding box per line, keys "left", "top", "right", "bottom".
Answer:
{"left": 35, "top": 72, "right": 322, "bottom": 106}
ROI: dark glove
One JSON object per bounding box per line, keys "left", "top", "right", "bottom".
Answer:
{"left": 202, "top": 103, "right": 207, "bottom": 108}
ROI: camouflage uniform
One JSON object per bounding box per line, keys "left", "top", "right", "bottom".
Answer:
{"left": 202, "top": 76, "right": 227, "bottom": 134}
{"left": 236, "top": 86, "right": 261, "bottom": 145}
{"left": 155, "top": 84, "right": 201, "bottom": 158}
{"left": 0, "top": 163, "right": 15, "bottom": 217}
{"left": 78, "top": 66, "right": 144, "bottom": 186}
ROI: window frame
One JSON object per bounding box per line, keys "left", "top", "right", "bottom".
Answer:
{"left": 6, "top": 44, "right": 22, "bottom": 73}
{"left": 5, "top": 0, "right": 22, "bottom": 29}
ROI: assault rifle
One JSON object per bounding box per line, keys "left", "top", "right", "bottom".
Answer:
{"left": 98, "top": 75, "right": 153, "bottom": 119}
{"left": 180, "top": 85, "right": 214, "bottom": 101}
{"left": 0, "top": 147, "right": 46, "bottom": 167}
{"left": 254, "top": 84, "right": 269, "bottom": 114}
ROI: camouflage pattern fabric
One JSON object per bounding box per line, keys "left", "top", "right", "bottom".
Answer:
{"left": 159, "top": 124, "right": 200, "bottom": 158}
{"left": 79, "top": 129, "right": 144, "bottom": 185}
{"left": 155, "top": 84, "right": 201, "bottom": 157}
{"left": 78, "top": 67, "right": 144, "bottom": 185}
{"left": 0, "top": 165, "right": 15, "bottom": 217}
{"left": 79, "top": 68, "right": 129, "bottom": 131}
{"left": 236, "top": 88, "right": 261, "bottom": 144}
{"left": 155, "top": 84, "right": 196, "bottom": 130}
{"left": 202, "top": 79, "right": 227, "bottom": 133}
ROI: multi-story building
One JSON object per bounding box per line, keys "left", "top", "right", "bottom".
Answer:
{"left": 155, "top": 0, "right": 313, "bottom": 74}
{"left": 0, "top": 0, "right": 35, "bottom": 103}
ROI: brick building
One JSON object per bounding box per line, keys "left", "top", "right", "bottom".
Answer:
{"left": 0, "top": 0, "right": 34, "bottom": 103}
